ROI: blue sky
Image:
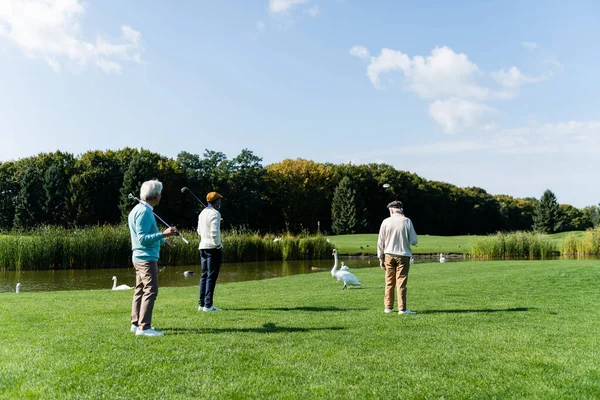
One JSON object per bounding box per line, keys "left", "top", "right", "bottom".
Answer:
{"left": 1, "top": 0, "right": 599, "bottom": 207}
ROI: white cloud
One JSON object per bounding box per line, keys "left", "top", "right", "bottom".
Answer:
{"left": 500, "top": 120, "right": 600, "bottom": 154}
{"left": 305, "top": 5, "right": 320, "bottom": 17}
{"left": 352, "top": 44, "right": 556, "bottom": 133}
{"left": 429, "top": 98, "right": 497, "bottom": 134}
{"left": 522, "top": 41, "right": 539, "bottom": 50}
{"left": 343, "top": 120, "right": 600, "bottom": 160}
{"left": 491, "top": 66, "right": 549, "bottom": 88}
{"left": 349, "top": 45, "right": 369, "bottom": 60}
{"left": 0, "top": 0, "right": 142, "bottom": 74}
{"left": 366, "top": 46, "right": 489, "bottom": 100}
{"left": 256, "top": 20, "right": 266, "bottom": 33}
{"left": 269, "top": 0, "right": 310, "bottom": 14}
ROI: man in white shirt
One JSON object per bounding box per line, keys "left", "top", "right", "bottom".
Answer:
{"left": 377, "top": 200, "right": 418, "bottom": 315}
{"left": 197, "top": 191, "right": 223, "bottom": 312}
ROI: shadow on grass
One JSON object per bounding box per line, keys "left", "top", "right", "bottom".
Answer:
{"left": 162, "top": 322, "right": 345, "bottom": 335}
{"left": 228, "top": 306, "right": 368, "bottom": 312}
{"left": 419, "top": 307, "right": 529, "bottom": 314}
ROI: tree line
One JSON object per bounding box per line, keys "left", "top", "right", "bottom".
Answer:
{"left": 0, "top": 148, "right": 597, "bottom": 235}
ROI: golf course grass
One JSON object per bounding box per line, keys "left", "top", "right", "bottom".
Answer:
{"left": 329, "top": 233, "right": 476, "bottom": 255}
{"left": 1, "top": 259, "right": 599, "bottom": 399}
{"left": 329, "top": 231, "right": 585, "bottom": 256}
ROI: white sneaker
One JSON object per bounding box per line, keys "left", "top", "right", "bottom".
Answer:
{"left": 203, "top": 306, "right": 221, "bottom": 312}
{"left": 135, "top": 328, "right": 164, "bottom": 337}
{"left": 384, "top": 308, "right": 394, "bottom": 313}
{"left": 131, "top": 324, "right": 154, "bottom": 333}
{"left": 398, "top": 309, "right": 416, "bottom": 315}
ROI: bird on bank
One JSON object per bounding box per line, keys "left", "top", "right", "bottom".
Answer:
{"left": 331, "top": 249, "right": 361, "bottom": 290}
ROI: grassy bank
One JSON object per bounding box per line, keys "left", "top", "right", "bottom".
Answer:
{"left": 1, "top": 260, "right": 599, "bottom": 398}
{"left": 330, "top": 231, "right": 590, "bottom": 258}
{"left": 0, "top": 227, "right": 332, "bottom": 271}
{"left": 328, "top": 233, "right": 475, "bottom": 255}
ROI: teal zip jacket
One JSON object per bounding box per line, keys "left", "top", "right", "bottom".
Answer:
{"left": 128, "top": 202, "right": 165, "bottom": 262}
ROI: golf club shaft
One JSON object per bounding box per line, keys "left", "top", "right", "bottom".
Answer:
{"left": 183, "top": 187, "right": 207, "bottom": 209}
{"left": 129, "top": 194, "right": 189, "bottom": 245}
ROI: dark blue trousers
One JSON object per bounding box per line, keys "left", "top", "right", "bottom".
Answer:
{"left": 199, "top": 248, "right": 222, "bottom": 308}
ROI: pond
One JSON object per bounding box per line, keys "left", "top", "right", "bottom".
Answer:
{"left": 0, "top": 256, "right": 463, "bottom": 293}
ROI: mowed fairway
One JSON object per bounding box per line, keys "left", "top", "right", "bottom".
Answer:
{"left": 329, "top": 233, "right": 476, "bottom": 255}
{"left": 1, "top": 260, "right": 599, "bottom": 399}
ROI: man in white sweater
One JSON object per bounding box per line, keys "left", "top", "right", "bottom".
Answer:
{"left": 197, "top": 191, "right": 223, "bottom": 312}
{"left": 377, "top": 200, "right": 418, "bottom": 315}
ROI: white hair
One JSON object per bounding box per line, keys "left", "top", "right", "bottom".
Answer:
{"left": 140, "top": 180, "right": 163, "bottom": 201}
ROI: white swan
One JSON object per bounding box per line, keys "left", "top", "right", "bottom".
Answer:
{"left": 410, "top": 257, "right": 414, "bottom": 265}
{"left": 439, "top": 253, "right": 446, "bottom": 263}
{"left": 16, "top": 283, "right": 20, "bottom": 293}
{"left": 112, "top": 276, "right": 133, "bottom": 290}
{"left": 340, "top": 262, "right": 350, "bottom": 271}
{"left": 331, "top": 249, "right": 361, "bottom": 289}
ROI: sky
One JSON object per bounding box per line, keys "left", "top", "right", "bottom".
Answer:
{"left": 1, "top": 0, "right": 599, "bottom": 208}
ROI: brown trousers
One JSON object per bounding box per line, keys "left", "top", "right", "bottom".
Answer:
{"left": 384, "top": 255, "right": 411, "bottom": 311}
{"left": 131, "top": 261, "right": 159, "bottom": 330}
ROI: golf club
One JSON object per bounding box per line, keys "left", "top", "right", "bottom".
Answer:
{"left": 181, "top": 187, "right": 207, "bottom": 209}
{"left": 128, "top": 193, "right": 190, "bottom": 244}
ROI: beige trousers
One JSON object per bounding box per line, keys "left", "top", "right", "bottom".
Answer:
{"left": 131, "top": 261, "right": 158, "bottom": 330}
{"left": 384, "top": 255, "right": 411, "bottom": 311}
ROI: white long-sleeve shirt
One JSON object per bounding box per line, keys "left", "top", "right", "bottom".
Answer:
{"left": 377, "top": 213, "right": 418, "bottom": 260}
{"left": 197, "top": 205, "right": 222, "bottom": 250}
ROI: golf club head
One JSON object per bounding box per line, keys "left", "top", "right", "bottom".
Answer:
{"left": 181, "top": 187, "right": 188, "bottom": 193}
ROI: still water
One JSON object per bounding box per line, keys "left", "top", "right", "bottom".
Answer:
{"left": 0, "top": 256, "right": 457, "bottom": 293}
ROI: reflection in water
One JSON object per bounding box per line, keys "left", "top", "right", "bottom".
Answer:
{"left": 0, "top": 257, "right": 455, "bottom": 293}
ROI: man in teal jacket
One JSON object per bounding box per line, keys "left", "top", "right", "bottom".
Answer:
{"left": 128, "top": 180, "right": 178, "bottom": 337}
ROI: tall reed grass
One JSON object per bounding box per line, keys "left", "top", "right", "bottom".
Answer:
{"left": 0, "top": 226, "right": 334, "bottom": 271}
{"left": 560, "top": 227, "right": 600, "bottom": 256}
{"left": 470, "top": 231, "right": 557, "bottom": 259}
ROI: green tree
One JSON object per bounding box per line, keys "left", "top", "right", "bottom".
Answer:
{"left": 331, "top": 176, "right": 359, "bottom": 235}
{"left": 13, "top": 166, "right": 44, "bottom": 229}
{"left": 226, "top": 149, "right": 266, "bottom": 230}
{"left": 266, "top": 159, "right": 335, "bottom": 233}
{"left": 119, "top": 154, "right": 160, "bottom": 222}
{"left": 582, "top": 205, "right": 600, "bottom": 227}
{"left": 0, "top": 162, "right": 18, "bottom": 230}
{"left": 558, "top": 204, "right": 593, "bottom": 231}
{"left": 70, "top": 150, "right": 125, "bottom": 226}
{"left": 533, "top": 189, "right": 561, "bottom": 233}
{"left": 43, "top": 164, "right": 69, "bottom": 226}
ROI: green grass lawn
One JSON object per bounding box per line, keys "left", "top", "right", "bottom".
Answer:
{"left": 329, "top": 231, "right": 586, "bottom": 255}
{"left": 1, "top": 260, "right": 599, "bottom": 399}
{"left": 328, "top": 233, "right": 476, "bottom": 255}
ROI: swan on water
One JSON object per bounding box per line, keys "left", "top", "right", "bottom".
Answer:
{"left": 16, "top": 283, "right": 21, "bottom": 293}
{"left": 340, "top": 262, "right": 350, "bottom": 271}
{"left": 439, "top": 253, "right": 446, "bottom": 263}
{"left": 112, "top": 276, "right": 133, "bottom": 290}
